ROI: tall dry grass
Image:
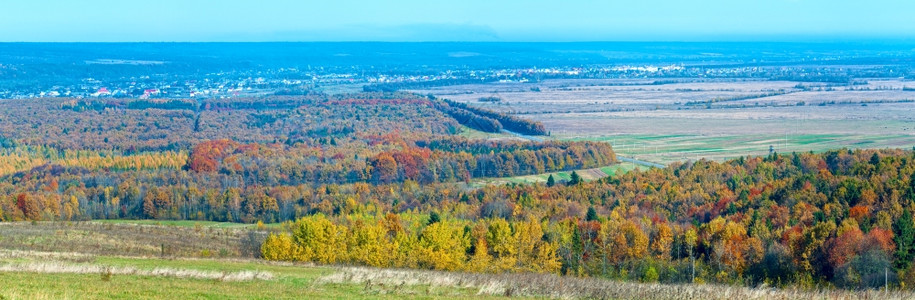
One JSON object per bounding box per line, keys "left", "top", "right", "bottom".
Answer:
{"left": 0, "top": 221, "right": 265, "bottom": 259}
{"left": 0, "top": 261, "right": 273, "bottom": 282}
{"left": 320, "top": 266, "right": 915, "bottom": 300}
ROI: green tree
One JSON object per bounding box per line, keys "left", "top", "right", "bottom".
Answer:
{"left": 428, "top": 211, "right": 441, "bottom": 225}
{"left": 586, "top": 206, "right": 599, "bottom": 222}
{"left": 567, "top": 171, "right": 582, "bottom": 186}
{"left": 909, "top": 170, "right": 915, "bottom": 201}
{"left": 546, "top": 174, "right": 556, "bottom": 187}
{"left": 894, "top": 210, "right": 915, "bottom": 270}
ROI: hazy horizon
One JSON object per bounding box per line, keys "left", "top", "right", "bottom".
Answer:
{"left": 3, "top": 0, "right": 915, "bottom": 42}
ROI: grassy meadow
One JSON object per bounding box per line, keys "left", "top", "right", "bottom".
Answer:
{"left": 3, "top": 244, "right": 914, "bottom": 299}
{"left": 0, "top": 253, "right": 498, "bottom": 300}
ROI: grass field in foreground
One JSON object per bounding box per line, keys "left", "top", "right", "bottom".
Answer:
{"left": 2, "top": 249, "right": 911, "bottom": 300}
{"left": 0, "top": 253, "right": 499, "bottom": 300}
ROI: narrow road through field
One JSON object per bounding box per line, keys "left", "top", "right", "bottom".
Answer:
{"left": 616, "top": 156, "right": 666, "bottom": 169}
{"left": 500, "top": 129, "right": 544, "bottom": 142}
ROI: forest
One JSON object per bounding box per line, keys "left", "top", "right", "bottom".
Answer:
{"left": 253, "top": 149, "right": 915, "bottom": 290}
{"left": 2, "top": 92, "right": 915, "bottom": 290}
{"left": 0, "top": 92, "right": 607, "bottom": 223}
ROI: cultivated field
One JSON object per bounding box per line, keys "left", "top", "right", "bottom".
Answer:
{"left": 414, "top": 78, "right": 915, "bottom": 165}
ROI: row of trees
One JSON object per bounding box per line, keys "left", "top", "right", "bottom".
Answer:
{"left": 262, "top": 214, "right": 560, "bottom": 273}
{"left": 442, "top": 99, "right": 547, "bottom": 135}
{"left": 0, "top": 145, "right": 187, "bottom": 177}
{"left": 433, "top": 101, "right": 503, "bottom": 133}
{"left": 261, "top": 202, "right": 906, "bottom": 289}
{"left": 186, "top": 137, "right": 616, "bottom": 185}
{"left": 369, "top": 139, "right": 615, "bottom": 183}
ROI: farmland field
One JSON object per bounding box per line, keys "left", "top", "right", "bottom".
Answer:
{"left": 414, "top": 78, "right": 915, "bottom": 164}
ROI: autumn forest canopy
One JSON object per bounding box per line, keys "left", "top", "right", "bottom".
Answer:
{"left": 3, "top": 92, "right": 915, "bottom": 290}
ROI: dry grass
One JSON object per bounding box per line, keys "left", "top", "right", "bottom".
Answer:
{"left": 0, "top": 221, "right": 266, "bottom": 258}
{"left": 0, "top": 261, "right": 273, "bottom": 282}
{"left": 0, "top": 249, "right": 274, "bottom": 282}
{"left": 321, "top": 266, "right": 915, "bottom": 300}
{"left": 0, "top": 249, "right": 502, "bottom": 300}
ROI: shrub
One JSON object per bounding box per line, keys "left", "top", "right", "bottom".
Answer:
{"left": 642, "top": 267, "right": 659, "bottom": 282}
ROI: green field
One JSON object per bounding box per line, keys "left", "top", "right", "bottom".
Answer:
{"left": 572, "top": 133, "right": 915, "bottom": 165}
{"left": 472, "top": 162, "right": 641, "bottom": 186}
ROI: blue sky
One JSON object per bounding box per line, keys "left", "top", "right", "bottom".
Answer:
{"left": 1, "top": 0, "right": 913, "bottom": 42}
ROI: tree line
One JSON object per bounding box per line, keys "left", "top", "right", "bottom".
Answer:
{"left": 185, "top": 137, "right": 616, "bottom": 186}
{"left": 442, "top": 99, "right": 547, "bottom": 135}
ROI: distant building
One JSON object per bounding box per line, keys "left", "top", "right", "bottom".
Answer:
{"left": 91, "top": 87, "right": 110, "bottom": 97}
{"left": 140, "top": 88, "right": 160, "bottom": 99}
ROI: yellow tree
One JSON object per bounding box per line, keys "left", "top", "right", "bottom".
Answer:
{"left": 650, "top": 223, "right": 674, "bottom": 260}
{"left": 417, "top": 221, "right": 469, "bottom": 271}
{"left": 598, "top": 217, "right": 623, "bottom": 274}
{"left": 262, "top": 233, "right": 304, "bottom": 261}
{"left": 513, "top": 217, "right": 544, "bottom": 271}
{"left": 292, "top": 214, "right": 346, "bottom": 264}
{"left": 704, "top": 217, "right": 764, "bottom": 276}
{"left": 531, "top": 239, "right": 562, "bottom": 274}
{"left": 684, "top": 228, "right": 698, "bottom": 282}
{"left": 346, "top": 219, "right": 393, "bottom": 267}
{"left": 392, "top": 229, "right": 420, "bottom": 269}
{"left": 486, "top": 218, "right": 517, "bottom": 271}
{"left": 465, "top": 238, "right": 493, "bottom": 273}
{"left": 620, "top": 220, "right": 649, "bottom": 262}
